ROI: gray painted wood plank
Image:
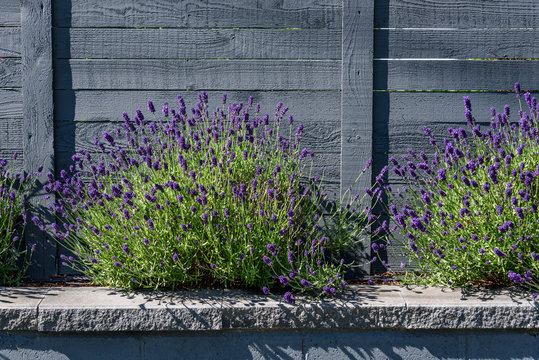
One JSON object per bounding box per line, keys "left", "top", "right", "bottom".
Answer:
{"left": 21, "top": 0, "right": 56, "bottom": 280}
{"left": 0, "top": 0, "right": 20, "bottom": 27}
{"left": 0, "top": 27, "right": 21, "bottom": 57}
{"left": 373, "top": 91, "right": 524, "bottom": 128}
{"left": 54, "top": 59, "right": 341, "bottom": 90}
{"left": 374, "top": 29, "right": 539, "bottom": 59}
{"left": 53, "top": 89, "right": 340, "bottom": 121}
{"left": 54, "top": 118, "right": 339, "bottom": 159}
{"left": 0, "top": 58, "right": 22, "bottom": 87}
{"left": 375, "top": 0, "right": 539, "bottom": 29}
{"left": 54, "top": 89, "right": 340, "bottom": 152}
{"left": 53, "top": 28, "right": 342, "bottom": 60}
{"left": 373, "top": 91, "right": 530, "bottom": 164}
{"left": 0, "top": 150, "right": 23, "bottom": 171}
{"left": 0, "top": 88, "right": 22, "bottom": 118}
{"left": 374, "top": 60, "right": 539, "bottom": 91}
{"left": 341, "top": 0, "right": 374, "bottom": 275}
{"left": 53, "top": 0, "right": 342, "bottom": 29}
{"left": 0, "top": 118, "right": 22, "bottom": 149}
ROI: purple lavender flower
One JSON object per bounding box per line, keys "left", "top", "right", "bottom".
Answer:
{"left": 279, "top": 275, "right": 290, "bottom": 285}
{"left": 147, "top": 100, "right": 155, "bottom": 113}
{"left": 266, "top": 243, "right": 277, "bottom": 255}
{"left": 463, "top": 96, "right": 472, "bottom": 112}
{"left": 494, "top": 248, "right": 507, "bottom": 258}
{"left": 284, "top": 292, "right": 295, "bottom": 304}
{"left": 102, "top": 131, "right": 115, "bottom": 147}
{"left": 262, "top": 256, "right": 273, "bottom": 266}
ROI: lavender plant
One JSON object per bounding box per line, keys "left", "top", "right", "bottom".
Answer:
{"left": 0, "top": 154, "right": 39, "bottom": 285}
{"left": 37, "top": 93, "right": 376, "bottom": 302}
{"left": 376, "top": 84, "right": 538, "bottom": 296}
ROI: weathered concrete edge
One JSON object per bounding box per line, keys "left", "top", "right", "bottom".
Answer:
{"left": 0, "top": 285, "right": 537, "bottom": 332}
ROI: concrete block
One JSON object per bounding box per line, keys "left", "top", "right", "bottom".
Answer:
{"left": 221, "top": 285, "right": 406, "bottom": 330}
{"left": 0, "top": 332, "right": 140, "bottom": 360}
{"left": 37, "top": 287, "right": 222, "bottom": 331}
{"left": 304, "top": 329, "right": 467, "bottom": 360}
{"left": 397, "top": 286, "right": 539, "bottom": 329}
{"left": 0, "top": 287, "right": 48, "bottom": 330}
{"left": 466, "top": 330, "right": 539, "bottom": 360}
{"left": 141, "top": 331, "right": 303, "bottom": 360}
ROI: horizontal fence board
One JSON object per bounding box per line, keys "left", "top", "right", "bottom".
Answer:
{"left": 0, "top": 27, "right": 21, "bottom": 57}
{"left": 0, "top": 118, "right": 22, "bottom": 150}
{"left": 374, "top": 60, "right": 539, "bottom": 90}
{"left": 0, "top": 150, "right": 23, "bottom": 170}
{"left": 0, "top": 0, "right": 20, "bottom": 26}
{"left": 53, "top": 28, "right": 342, "bottom": 60}
{"left": 374, "top": 29, "right": 539, "bottom": 59}
{"left": 373, "top": 91, "right": 528, "bottom": 158}
{"left": 374, "top": 0, "right": 539, "bottom": 29}
{"left": 54, "top": 59, "right": 341, "bottom": 90}
{"left": 54, "top": 120, "right": 339, "bottom": 158}
{"left": 0, "top": 58, "right": 21, "bottom": 87}
{"left": 53, "top": 89, "right": 341, "bottom": 121}
{"left": 53, "top": 0, "right": 342, "bottom": 29}
{"left": 54, "top": 90, "right": 341, "bottom": 152}
{"left": 0, "top": 88, "right": 22, "bottom": 118}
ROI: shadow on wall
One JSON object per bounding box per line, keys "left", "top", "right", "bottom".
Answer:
{"left": 52, "top": 0, "right": 75, "bottom": 275}
{"left": 0, "top": 329, "right": 536, "bottom": 359}
{"left": 371, "top": 2, "right": 390, "bottom": 275}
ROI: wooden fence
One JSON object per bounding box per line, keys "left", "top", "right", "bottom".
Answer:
{"left": 0, "top": 0, "right": 537, "bottom": 280}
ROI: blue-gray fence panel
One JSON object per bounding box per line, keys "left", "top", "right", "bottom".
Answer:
{"left": 0, "top": 0, "right": 537, "bottom": 279}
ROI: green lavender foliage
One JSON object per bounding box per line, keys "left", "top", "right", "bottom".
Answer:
{"left": 377, "top": 84, "right": 539, "bottom": 296}
{"left": 37, "top": 93, "right": 377, "bottom": 302}
{"left": 0, "top": 154, "right": 37, "bottom": 285}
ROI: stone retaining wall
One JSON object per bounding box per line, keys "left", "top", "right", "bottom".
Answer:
{"left": 0, "top": 285, "right": 537, "bottom": 359}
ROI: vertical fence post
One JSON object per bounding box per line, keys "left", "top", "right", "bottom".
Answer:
{"left": 341, "top": 0, "right": 374, "bottom": 274}
{"left": 21, "top": 0, "right": 56, "bottom": 280}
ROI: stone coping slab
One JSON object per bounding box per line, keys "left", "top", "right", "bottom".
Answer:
{"left": 0, "top": 285, "right": 536, "bottom": 332}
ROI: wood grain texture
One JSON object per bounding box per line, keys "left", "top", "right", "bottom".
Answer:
{"left": 21, "top": 0, "right": 56, "bottom": 280}
{"left": 54, "top": 119, "right": 338, "bottom": 158}
{"left": 0, "top": 118, "right": 23, "bottom": 150}
{"left": 374, "top": 29, "right": 539, "bottom": 59}
{"left": 54, "top": 89, "right": 341, "bottom": 152}
{"left": 0, "top": 88, "right": 22, "bottom": 118}
{"left": 53, "top": 89, "right": 340, "bottom": 120}
{"left": 374, "top": 60, "right": 539, "bottom": 91}
{"left": 53, "top": 28, "right": 342, "bottom": 60}
{"left": 54, "top": 59, "right": 341, "bottom": 90}
{"left": 0, "top": 58, "right": 22, "bottom": 87}
{"left": 0, "top": 0, "right": 20, "bottom": 26}
{"left": 0, "top": 150, "right": 23, "bottom": 171}
{"left": 373, "top": 91, "right": 529, "bottom": 159}
{"left": 53, "top": 0, "right": 342, "bottom": 29}
{"left": 374, "top": 0, "right": 539, "bottom": 29}
{"left": 341, "top": 0, "right": 374, "bottom": 275}
{"left": 0, "top": 27, "right": 21, "bottom": 57}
